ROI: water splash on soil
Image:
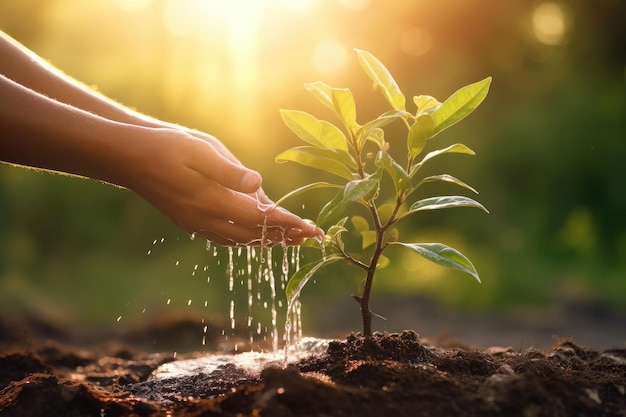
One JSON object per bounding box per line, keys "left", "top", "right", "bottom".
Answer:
{"left": 149, "top": 337, "right": 330, "bottom": 381}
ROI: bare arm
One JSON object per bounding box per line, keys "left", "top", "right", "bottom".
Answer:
{"left": 0, "top": 30, "right": 247, "bottom": 168}
{"left": 0, "top": 31, "right": 321, "bottom": 246}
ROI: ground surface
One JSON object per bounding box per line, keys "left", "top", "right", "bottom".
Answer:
{"left": 1, "top": 316, "right": 625, "bottom": 417}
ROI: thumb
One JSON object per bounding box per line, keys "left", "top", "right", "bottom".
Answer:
{"left": 213, "top": 155, "right": 262, "bottom": 193}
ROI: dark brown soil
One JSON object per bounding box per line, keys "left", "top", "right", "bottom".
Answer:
{"left": 1, "top": 316, "right": 625, "bottom": 417}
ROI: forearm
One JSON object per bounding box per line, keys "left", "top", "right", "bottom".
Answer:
{"left": 0, "top": 73, "right": 141, "bottom": 186}
{"left": 0, "top": 30, "right": 248, "bottom": 168}
{"left": 0, "top": 30, "right": 168, "bottom": 129}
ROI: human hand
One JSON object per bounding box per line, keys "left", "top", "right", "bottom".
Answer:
{"left": 123, "top": 127, "right": 322, "bottom": 246}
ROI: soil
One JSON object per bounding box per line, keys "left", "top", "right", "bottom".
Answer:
{"left": 1, "top": 315, "right": 625, "bottom": 417}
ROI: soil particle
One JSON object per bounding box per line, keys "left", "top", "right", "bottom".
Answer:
{"left": 1, "top": 320, "right": 625, "bottom": 417}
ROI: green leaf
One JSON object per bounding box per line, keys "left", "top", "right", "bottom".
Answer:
{"left": 360, "top": 230, "right": 377, "bottom": 250}
{"left": 304, "top": 81, "right": 335, "bottom": 110}
{"left": 415, "top": 174, "right": 479, "bottom": 194}
{"left": 410, "top": 143, "right": 475, "bottom": 177}
{"left": 351, "top": 215, "right": 370, "bottom": 232}
{"left": 286, "top": 256, "right": 344, "bottom": 311}
{"left": 356, "top": 109, "right": 405, "bottom": 148}
{"left": 351, "top": 216, "right": 377, "bottom": 249}
{"left": 280, "top": 109, "right": 349, "bottom": 152}
{"left": 391, "top": 242, "right": 481, "bottom": 283}
{"left": 375, "top": 151, "right": 411, "bottom": 197}
{"left": 276, "top": 147, "right": 356, "bottom": 181}
{"left": 407, "top": 114, "right": 435, "bottom": 159}
{"left": 274, "top": 181, "right": 344, "bottom": 207}
{"left": 325, "top": 218, "right": 348, "bottom": 252}
{"left": 398, "top": 195, "right": 489, "bottom": 220}
{"left": 303, "top": 82, "right": 358, "bottom": 133}
{"left": 332, "top": 88, "right": 357, "bottom": 132}
{"left": 413, "top": 95, "right": 441, "bottom": 115}
{"left": 432, "top": 77, "right": 492, "bottom": 136}
{"left": 355, "top": 49, "right": 406, "bottom": 111}
{"left": 317, "top": 177, "right": 379, "bottom": 225}
{"left": 365, "top": 128, "right": 386, "bottom": 150}
{"left": 376, "top": 201, "right": 397, "bottom": 225}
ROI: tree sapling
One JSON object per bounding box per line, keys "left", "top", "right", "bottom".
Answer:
{"left": 276, "top": 49, "right": 491, "bottom": 337}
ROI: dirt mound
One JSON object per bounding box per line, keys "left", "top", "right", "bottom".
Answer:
{"left": 1, "top": 324, "right": 625, "bottom": 417}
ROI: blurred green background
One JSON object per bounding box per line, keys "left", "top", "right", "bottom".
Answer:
{"left": 1, "top": 0, "right": 624, "bottom": 347}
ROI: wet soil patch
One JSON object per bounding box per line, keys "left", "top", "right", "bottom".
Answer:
{"left": 1, "top": 318, "right": 625, "bottom": 417}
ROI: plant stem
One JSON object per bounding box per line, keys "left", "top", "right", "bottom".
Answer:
{"left": 360, "top": 203, "right": 386, "bottom": 337}
{"left": 359, "top": 194, "right": 406, "bottom": 337}
{"left": 360, "top": 244, "right": 382, "bottom": 337}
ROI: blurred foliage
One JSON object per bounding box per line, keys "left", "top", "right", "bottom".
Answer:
{"left": 1, "top": 0, "right": 625, "bottom": 333}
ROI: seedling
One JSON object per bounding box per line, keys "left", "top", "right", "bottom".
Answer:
{"left": 276, "top": 50, "right": 491, "bottom": 337}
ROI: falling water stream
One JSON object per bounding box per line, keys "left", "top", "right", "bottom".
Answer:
{"left": 143, "top": 240, "right": 330, "bottom": 392}
{"left": 138, "top": 199, "right": 328, "bottom": 395}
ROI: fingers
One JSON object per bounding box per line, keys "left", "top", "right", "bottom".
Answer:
{"left": 194, "top": 222, "right": 316, "bottom": 247}
{"left": 145, "top": 130, "right": 323, "bottom": 247}
{"left": 189, "top": 186, "right": 322, "bottom": 247}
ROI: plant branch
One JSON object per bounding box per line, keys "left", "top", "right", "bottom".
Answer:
{"left": 337, "top": 245, "right": 369, "bottom": 271}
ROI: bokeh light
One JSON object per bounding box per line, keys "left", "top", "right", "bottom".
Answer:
{"left": 531, "top": 1, "right": 572, "bottom": 46}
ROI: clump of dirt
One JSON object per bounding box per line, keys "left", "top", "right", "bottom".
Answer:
{"left": 1, "top": 317, "right": 625, "bottom": 417}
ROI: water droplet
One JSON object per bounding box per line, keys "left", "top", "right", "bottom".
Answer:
{"left": 230, "top": 300, "right": 235, "bottom": 329}
{"left": 281, "top": 243, "right": 289, "bottom": 277}
{"left": 116, "top": 316, "right": 122, "bottom": 322}
{"left": 190, "top": 232, "right": 196, "bottom": 240}
{"left": 188, "top": 299, "right": 192, "bottom": 306}
{"left": 166, "top": 298, "right": 171, "bottom": 305}
{"left": 227, "top": 247, "right": 234, "bottom": 292}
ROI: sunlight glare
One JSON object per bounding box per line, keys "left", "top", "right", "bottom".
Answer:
{"left": 281, "top": 0, "right": 315, "bottom": 12}
{"left": 531, "top": 2, "right": 571, "bottom": 46}
{"left": 336, "top": 0, "right": 370, "bottom": 11}
{"left": 160, "top": 0, "right": 263, "bottom": 132}
{"left": 115, "top": 0, "right": 153, "bottom": 13}
{"left": 162, "top": 0, "right": 197, "bottom": 37}
{"left": 312, "top": 40, "right": 349, "bottom": 75}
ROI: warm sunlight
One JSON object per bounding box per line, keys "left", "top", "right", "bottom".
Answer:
{"left": 312, "top": 40, "right": 349, "bottom": 75}
{"left": 115, "top": 0, "right": 152, "bottom": 13}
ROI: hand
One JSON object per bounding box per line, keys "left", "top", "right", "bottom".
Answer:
{"left": 123, "top": 127, "right": 323, "bottom": 246}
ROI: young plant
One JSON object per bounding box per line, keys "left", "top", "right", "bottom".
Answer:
{"left": 276, "top": 50, "right": 491, "bottom": 337}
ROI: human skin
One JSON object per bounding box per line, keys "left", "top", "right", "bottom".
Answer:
{"left": 0, "top": 30, "right": 322, "bottom": 246}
